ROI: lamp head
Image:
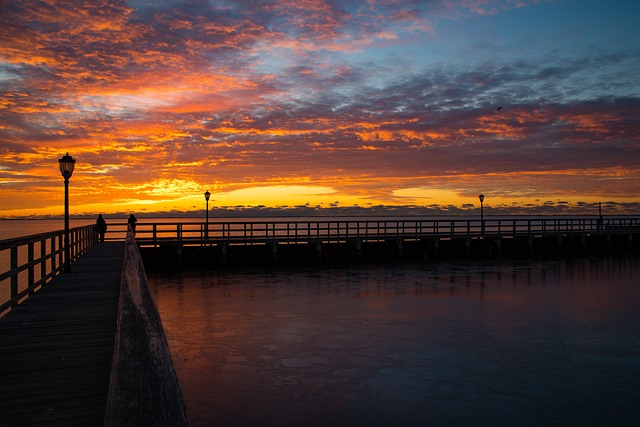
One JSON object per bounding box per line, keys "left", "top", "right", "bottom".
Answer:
{"left": 59, "top": 153, "right": 76, "bottom": 179}
{"left": 204, "top": 190, "right": 211, "bottom": 201}
{"left": 479, "top": 194, "right": 485, "bottom": 203}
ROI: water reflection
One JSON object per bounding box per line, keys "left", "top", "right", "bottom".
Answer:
{"left": 147, "top": 257, "right": 640, "bottom": 427}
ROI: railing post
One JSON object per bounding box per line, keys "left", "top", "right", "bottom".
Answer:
{"left": 153, "top": 224, "right": 157, "bottom": 247}
{"left": 28, "top": 242, "right": 34, "bottom": 294}
{"left": 10, "top": 246, "right": 18, "bottom": 306}
{"left": 58, "top": 234, "right": 63, "bottom": 272}
{"left": 50, "top": 236, "right": 56, "bottom": 274}
{"left": 70, "top": 229, "right": 75, "bottom": 262}
{"left": 85, "top": 227, "right": 90, "bottom": 252}
{"left": 77, "top": 228, "right": 82, "bottom": 257}
{"left": 40, "top": 240, "right": 47, "bottom": 291}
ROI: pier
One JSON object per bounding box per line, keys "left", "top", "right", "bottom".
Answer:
{"left": 122, "top": 217, "right": 639, "bottom": 267}
{"left": 0, "top": 216, "right": 638, "bottom": 426}
{"left": 0, "top": 228, "right": 189, "bottom": 427}
{"left": 0, "top": 241, "right": 122, "bottom": 426}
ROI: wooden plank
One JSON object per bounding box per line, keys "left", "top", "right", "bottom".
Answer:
{"left": 0, "top": 242, "right": 124, "bottom": 427}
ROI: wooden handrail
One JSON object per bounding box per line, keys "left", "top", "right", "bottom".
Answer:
{"left": 0, "top": 225, "right": 98, "bottom": 314}
{"left": 122, "top": 217, "right": 639, "bottom": 247}
{"left": 105, "top": 228, "right": 190, "bottom": 426}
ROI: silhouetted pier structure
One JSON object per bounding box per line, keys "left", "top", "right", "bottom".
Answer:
{"left": 119, "top": 217, "right": 639, "bottom": 267}
{"left": 0, "top": 241, "right": 122, "bottom": 426}
{"left": 0, "top": 228, "right": 188, "bottom": 427}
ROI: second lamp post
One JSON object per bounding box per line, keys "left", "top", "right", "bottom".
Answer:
{"left": 479, "top": 194, "right": 485, "bottom": 237}
{"left": 204, "top": 190, "right": 211, "bottom": 240}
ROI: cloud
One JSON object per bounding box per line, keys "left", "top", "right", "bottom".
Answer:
{"left": 0, "top": 0, "right": 639, "bottom": 216}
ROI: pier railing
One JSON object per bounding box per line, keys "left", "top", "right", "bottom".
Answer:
{"left": 102, "top": 217, "right": 639, "bottom": 247}
{"left": 2, "top": 217, "right": 638, "bottom": 310}
{"left": 0, "top": 225, "right": 98, "bottom": 313}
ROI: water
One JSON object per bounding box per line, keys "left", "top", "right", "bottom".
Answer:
{"left": 147, "top": 256, "right": 640, "bottom": 427}
{"left": 0, "top": 219, "right": 97, "bottom": 240}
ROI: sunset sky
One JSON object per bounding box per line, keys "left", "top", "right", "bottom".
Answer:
{"left": 1, "top": 0, "right": 639, "bottom": 217}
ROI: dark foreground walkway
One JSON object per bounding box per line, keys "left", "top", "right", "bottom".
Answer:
{"left": 0, "top": 242, "right": 124, "bottom": 427}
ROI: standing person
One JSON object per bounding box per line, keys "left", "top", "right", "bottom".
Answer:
{"left": 96, "top": 214, "right": 107, "bottom": 242}
{"left": 128, "top": 213, "right": 137, "bottom": 235}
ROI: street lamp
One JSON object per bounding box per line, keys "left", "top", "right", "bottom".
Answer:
{"left": 204, "top": 190, "right": 211, "bottom": 240}
{"left": 597, "top": 201, "right": 603, "bottom": 231}
{"left": 59, "top": 153, "right": 76, "bottom": 273}
{"left": 479, "top": 194, "right": 485, "bottom": 237}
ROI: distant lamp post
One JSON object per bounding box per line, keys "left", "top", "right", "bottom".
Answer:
{"left": 59, "top": 153, "right": 76, "bottom": 273}
{"left": 478, "top": 194, "right": 485, "bottom": 237}
{"left": 597, "top": 201, "right": 603, "bottom": 231}
{"left": 204, "top": 190, "right": 211, "bottom": 240}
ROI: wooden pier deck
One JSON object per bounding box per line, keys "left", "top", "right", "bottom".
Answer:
{"left": 0, "top": 242, "right": 124, "bottom": 427}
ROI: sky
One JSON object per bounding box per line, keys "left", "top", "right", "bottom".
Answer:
{"left": 1, "top": 0, "right": 639, "bottom": 218}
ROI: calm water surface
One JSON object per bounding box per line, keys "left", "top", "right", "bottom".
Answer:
{"left": 147, "top": 257, "right": 640, "bottom": 427}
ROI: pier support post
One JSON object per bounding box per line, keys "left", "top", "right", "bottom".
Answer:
{"left": 270, "top": 241, "right": 278, "bottom": 261}
{"left": 315, "top": 241, "right": 322, "bottom": 261}
{"left": 397, "top": 238, "right": 404, "bottom": 258}
{"left": 218, "top": 241, "right": 228, "bottom": 264}
{"left": 557, "top": 235, "right": 563, "bottom": 256}
{"left": 355, "top": 239, "right": 362, "bottom": 260}
{"left": 175, "top": 244, "right": 183, "bottom": 267}
{"left": 496, "top": 236, "right": 502, "bottom": 256}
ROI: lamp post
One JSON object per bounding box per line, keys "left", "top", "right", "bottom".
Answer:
{"left": 59, "top": 153, "right": 76, "bottom": 273}
{"left": 204, "top": 190, "right": 211, "bottom": 241}
{"left": 479, "top": 194, "right": 485, "bottom": 237}
{"left": 598, "top": 201, "right": 603, "bottom": 231}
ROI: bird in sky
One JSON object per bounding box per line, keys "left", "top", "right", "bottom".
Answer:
{"left": 497, "top": 106, "right": 503, "bottom": 111}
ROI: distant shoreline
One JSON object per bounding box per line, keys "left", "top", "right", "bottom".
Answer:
{"left": 1, "top": 212, "right": 638, "bottom": 221}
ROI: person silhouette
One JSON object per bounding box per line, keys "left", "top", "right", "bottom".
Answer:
{"left": 96, "top": 214, "right": 107, "bottom": 242}
{"left": 128, "top": 213, "right": 137, "bottom": 235}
